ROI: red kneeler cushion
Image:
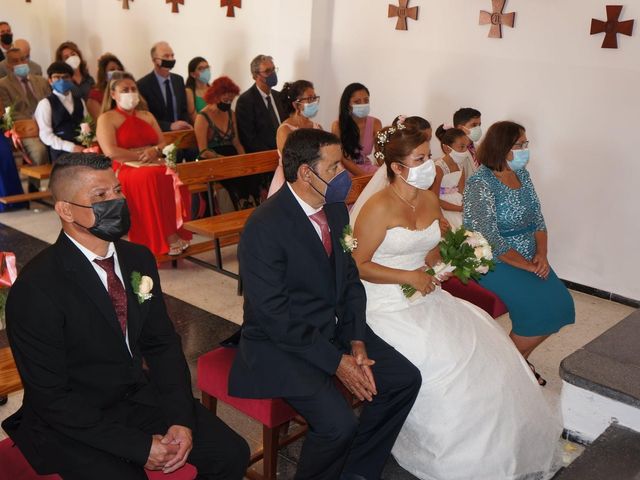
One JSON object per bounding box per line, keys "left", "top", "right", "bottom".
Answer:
{"left": 0, "top": 437, "right": 197, "bottom": 480}
{"left": 441, "top": 277, "right": 508, "bottom": 319}
{"left": 197, "top": 347, "right": 299, "bottom": 429}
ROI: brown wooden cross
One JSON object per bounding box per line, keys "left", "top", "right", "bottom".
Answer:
{"left": 479, "top": 0, "right": 516, "bottom": 39}
{"left": 221, "top": 0, "right": 241, "bottom": 17}
{"left": 388, "top": 0, "right": 419, "bottom": 31}
{"left": 167, "top": 0, "right": 184, "bottom": 13}
{"left": 591, "top": 5, "right": 634, "bottom": 49}
{"left": 121, "top": 0, "right": 133, "bottom": 9}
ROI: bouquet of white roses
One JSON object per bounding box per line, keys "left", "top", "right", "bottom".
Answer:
{"left": 1, "top": 105, "right": 15, "bottom": 133}
{"left": 162, "top": 143, "right": 178, "bottom": 170}
{"left": 75, "top": 115, "right": 96, "bottom": 147}
{"left": 401, "top": 226, "right": 495, "bottom": 300}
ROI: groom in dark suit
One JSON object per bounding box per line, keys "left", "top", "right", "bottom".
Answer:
{"left": 229, "top": 129, "right": 421, "bottom": 480}
{"left": 2, "top": 153, "right": 249, "bottom": 479}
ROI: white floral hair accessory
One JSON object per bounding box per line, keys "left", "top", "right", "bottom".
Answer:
{"left": 374, "top": 116, "right": 408, "bottom": 161}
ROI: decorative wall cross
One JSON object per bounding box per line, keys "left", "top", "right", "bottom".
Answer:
{"left": 166, "top": 0, "right": 184, "bottom": 13}
{"left": 479, "top": 0, "right": 515, "bottom": 38}
{"left": 121, "top": 0, "right": 132, "bottom": 9}
{"left": 221, "top": 0, "right": 241, "bottom": 17}
{"left": 388, "top": 0, "right": 419, "bottom": 31}
{"left": 591, "top": 5, "right": 634, "bottom": 48}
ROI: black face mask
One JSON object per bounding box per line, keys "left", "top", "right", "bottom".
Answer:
{"left": 217, "top": 102, "right": 231, "bottom": 112}
{"left": 68, "top": 198, "right": 131, "bottom": 242}
{"left": 0, "top": 33, "right": 12, "bottom": 46}
{"left": 159, "top": 58, "right": 176, "bottom": 69}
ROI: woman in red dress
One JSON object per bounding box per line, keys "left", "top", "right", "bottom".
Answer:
{"left": 96, "top": 72, "right": 191, "bottom": 256}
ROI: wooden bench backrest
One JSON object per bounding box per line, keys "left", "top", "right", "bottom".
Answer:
{"left": 346, "top": 174, "right": 373, "bottom": 205}
{"left": 177, "top": 150, "right": 279, "bottom": 185}
{"left": 162, "top": 129, "right": 197, "bottom": 149}
{"left": 12, "top": 119, "right": 39, "bottom": 139}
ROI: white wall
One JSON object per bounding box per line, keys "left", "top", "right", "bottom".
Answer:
{"left": 4, "top": 0, "right": 639, "bottom": 299}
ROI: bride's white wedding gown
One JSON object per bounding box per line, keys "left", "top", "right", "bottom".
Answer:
{"left": 362, "top": 220, "right": 561, "bottom": 480}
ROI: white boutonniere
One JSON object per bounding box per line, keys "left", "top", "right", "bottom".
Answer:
{"left": 339, "top": 225, "right": 358, "bottom": 253}
{"left": 131, "top": 271, "right": 153, "bottom": 304}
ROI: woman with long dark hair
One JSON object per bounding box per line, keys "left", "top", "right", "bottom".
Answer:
{"left": 185, "top": 56, "right": 211, "bottom": 123}
{"left": 331, "top": 83, "right": 382, "bottom": 176}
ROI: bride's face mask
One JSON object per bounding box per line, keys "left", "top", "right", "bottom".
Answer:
{"left": 395, "top": 142, "right": 436, "bottom": 190}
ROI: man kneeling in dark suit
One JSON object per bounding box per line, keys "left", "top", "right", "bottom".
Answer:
{"left": 2, "top": 153, "right": 249, "bottom": 480}
{"left": 229, "top": 129, "right": 422, "bottom": 480}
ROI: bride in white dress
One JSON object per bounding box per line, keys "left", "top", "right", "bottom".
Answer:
{"left": 351, "top": 122, "right": 561, "bottom": 480}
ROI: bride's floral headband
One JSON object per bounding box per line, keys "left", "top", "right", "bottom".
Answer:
{"left": 374, "top": 115, "right": 407, "bottom": 162}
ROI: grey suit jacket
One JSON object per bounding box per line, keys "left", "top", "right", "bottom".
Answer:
{"left": 0, "top": 59, "right": 43, "bottom": 79}
{"left": 0, "top": 72, "right": 50, "bottom": 119}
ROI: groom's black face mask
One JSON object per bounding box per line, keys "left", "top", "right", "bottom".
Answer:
{"left": 67, "top": 198, "right": 131, "bottom": 242}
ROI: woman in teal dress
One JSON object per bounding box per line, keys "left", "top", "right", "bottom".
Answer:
{"left": 186, "top": 56, "right": 211, "bottom": 123}
{"left": 463, "top": 121, "right": 574, "bottom": 384}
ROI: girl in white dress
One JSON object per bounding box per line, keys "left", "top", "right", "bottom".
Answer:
{"left": 429, "top": 125, "right": 472, "bottom": 230}
{"left": 351, "top": 122, "right": 560, "bottom": 480}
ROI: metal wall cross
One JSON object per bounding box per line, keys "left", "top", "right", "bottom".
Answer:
{"left": 591, "top": 5, "right": 634, "bottom": 49}
{"left": 479, "top": 0, "right": 516, "bottom": 38}
{"left": 388, "top": 0, "right": 419, "bottom": 31}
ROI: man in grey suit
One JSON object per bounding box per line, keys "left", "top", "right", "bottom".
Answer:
{"left": 0, "top": 47, "right": 51, "bottom": 189}
{"left": 0, "top": 39, "right": 42, "bottom": 78}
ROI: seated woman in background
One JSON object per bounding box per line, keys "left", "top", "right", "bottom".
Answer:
{"left": 55, "top": 41, "right": 95, "bottom": 101}
{"left": 331, "top": 82, "right": 382, "bottom": 176}
{"left": 194, "top": 75, "right": 259, "bottom": 210}
{"left": 267, "top": 79, "right": 322, "bottom": 197}
{"left": 430, "top": 124, "right": 470, "bottom": 230}
{"left": 186, "top": 56, "right": 211, "bottom": 123}
{"left": 463, "top": 120, "right": 575, "bottom": 384}
{"left": 96, "top": 72, "right": 192, "bottom": 256}
{"left": 87, "top": 53, "right": 125, "bottom": 121}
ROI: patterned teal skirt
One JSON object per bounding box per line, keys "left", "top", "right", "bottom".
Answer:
{"left": 478, "top": 263, "right": 575, "bottom": 336}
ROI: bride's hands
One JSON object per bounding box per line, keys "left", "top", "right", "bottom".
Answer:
{"left": 406, "top": 268, "right": 439, "bottom": 296}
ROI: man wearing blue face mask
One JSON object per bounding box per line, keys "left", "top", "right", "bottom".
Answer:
{"left": 231, "top": 128, "right": 421, "bottom": 480}
{"left": 0, "top": 47, "right": 51, "bottom": 186}
{"left": 236, "top": 54, "right": 286, "bottom": 153}
{"left": 34, "top": 62, "right": 88, "bottom": 162}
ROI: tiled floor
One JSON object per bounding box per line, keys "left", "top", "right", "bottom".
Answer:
{"left": 0, "top": 206, "right": 635, "bottom": 479}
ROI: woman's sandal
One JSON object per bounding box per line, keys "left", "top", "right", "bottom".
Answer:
{"left": 168, "top": 243, "right": 183, "bottom": 256}
{"left": 527, "top": 361, "right": 547, "bottom": 386}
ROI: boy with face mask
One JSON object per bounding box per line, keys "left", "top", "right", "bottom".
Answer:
{"left": 34, "top": 62, "right": 88, "bottom": 162}
{"left": 453, "top": 107, "right": 483, "bottom": 177}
